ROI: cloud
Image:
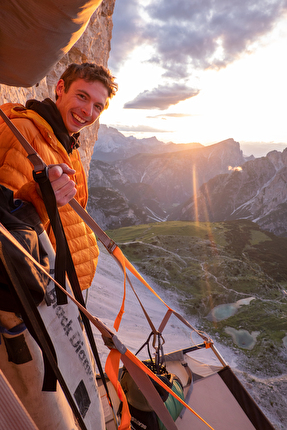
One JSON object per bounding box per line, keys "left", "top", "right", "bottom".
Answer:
{"left": 147, "top": 113, "right": 194, "bottom": 118}
{"left": 110, "top": 124, "right": 171, "bottom": 133}
{"left": 110, "top": 0, "right": 287, "bottom": 78}
{"left": 124, "top": 83, "right": 200, "bottom": 110}
{"left": 108, "top": 0, "right": 147, "bottom": 72}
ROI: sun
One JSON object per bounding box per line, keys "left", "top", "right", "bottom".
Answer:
{"left": 103, "top": 21, "right": 287, "bottom": 146}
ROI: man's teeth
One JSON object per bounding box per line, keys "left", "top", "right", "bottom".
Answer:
{"left": 73, "top": 113, "right": 85, "bottom": 124}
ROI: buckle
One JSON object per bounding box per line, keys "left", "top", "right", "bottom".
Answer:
{"left": 33, "top": 166, "right": 49, "bottom": 184}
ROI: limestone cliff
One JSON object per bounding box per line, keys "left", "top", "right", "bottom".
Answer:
{"left": 0, "top": 0, "right": 116, "bottom": 174}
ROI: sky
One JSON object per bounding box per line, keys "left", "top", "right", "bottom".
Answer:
{"left": 100, "top": 0, "right": 287, "bottom": 152}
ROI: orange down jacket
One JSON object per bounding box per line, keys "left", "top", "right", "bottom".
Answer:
{"left": 0, "top": 103, "right": 99, "bottom": 290}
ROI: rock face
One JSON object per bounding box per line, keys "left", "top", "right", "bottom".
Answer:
{"left": 112, "top": 138, "right": 244, "bottom": 210}
{"left": 174, "top": 148, "right": 287, "bottom": 237}
{"left": 87, "top": 159, "right": 164, "bottom": 229}
{"left": 92, "top": 124, "right": 203, "bottom": 162}
{"left": 89, "top": 126, "right": 287, "bottom": 237}
{"left": 0, "top": 0, "right": 116, "bottom": 174}
{"left": 88, "top": 137, "right": 246, "bottom": 229}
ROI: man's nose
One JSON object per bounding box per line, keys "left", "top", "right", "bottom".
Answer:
{"left": 82, "top": 102, "right": 93, "bottom": 118}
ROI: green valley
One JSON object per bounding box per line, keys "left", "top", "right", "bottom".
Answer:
{"left": 106, "top": 219, "right": 287, "bottom": 375}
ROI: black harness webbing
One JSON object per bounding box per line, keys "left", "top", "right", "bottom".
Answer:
{"left": 35, "top": 168, "right": 119, "bottom": 426}
{"left": 0, "top": 221, "right": 220, "bottom": 430}
{"left": 0, "top": 240, "right": 88, "bottom": 430}
{"left": 34, "top": 167, "right": 68, "bottom": 305}
{"left": 0, "top": 108, "right": 205, "bottom": 345}
{"left": 0, "top": 108, "right": 118, "bottom": 428}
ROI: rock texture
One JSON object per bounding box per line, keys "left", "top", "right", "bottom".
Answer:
{"left": 0, "top": 0, "right": 116, "bottom": 174}
{"left": 112, "top": 138, "right": 244, "bottom": 210}
{"left": 92, "top": 124, "right": 203, "bottom": 162}
{"left": 88, "top": 136, "right": 246, "bottom": 229}
{"left": 87, "top": 159, "right": 163, "bottom": 229}
{"left": 174, "top": 148, "right": 287, "bottom": 236}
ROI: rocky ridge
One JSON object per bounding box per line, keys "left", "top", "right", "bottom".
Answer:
{"left": 92, "top": 124, "right": 203, "bottom": 162}
{"left": 173, "top": 148, "right": 287, "bottom": 236}
{"left": 90, "top": 124, "right": 287, "bottom": 237}
{"left": 88, "top": 137, "right": 245, "bottom": 228}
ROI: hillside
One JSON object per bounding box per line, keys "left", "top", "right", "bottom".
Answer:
{"left": 106, "top": 220, "right": 287, "bottom": 376}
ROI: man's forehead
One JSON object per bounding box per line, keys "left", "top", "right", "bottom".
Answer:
{"left": 71, "top": 78, "right": 105, "bottom": 90}
{"left": 70, "top": 78, "right": 108, "bottom": 99}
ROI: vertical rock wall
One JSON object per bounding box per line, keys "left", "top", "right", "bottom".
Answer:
{"left": 0, "top": 0, "right": 116, "bottom": 174}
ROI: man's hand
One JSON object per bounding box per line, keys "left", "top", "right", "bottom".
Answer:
{"left": 48, "top": 164, "right": 77, "bottom": 207}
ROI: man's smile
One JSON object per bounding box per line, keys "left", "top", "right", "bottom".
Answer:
{"left": 72, "top": 112, "right": 86, "bottom": 124}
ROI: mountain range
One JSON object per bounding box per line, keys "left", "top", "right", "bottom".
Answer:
{"left": 91, "top": 124, "right": 203, "bottom": 162}
{"left": 88, "top": 125, "right": 287, "bottom": 237}
{"left": 88, "top": 126, "right": 287, "bottom": 429}
{"left": 172, "top": 148, "right": 287, "bottom": 237}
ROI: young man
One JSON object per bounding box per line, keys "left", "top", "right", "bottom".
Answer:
{"left": 0, "top": 63, "right": 117, "bottom": 290}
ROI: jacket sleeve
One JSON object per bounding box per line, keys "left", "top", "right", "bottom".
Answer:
{"left": 0, "top": 116, "right": 50, "bottom": 225}
{"left": 0, "top": 110, "right": 99, "bottom": 290}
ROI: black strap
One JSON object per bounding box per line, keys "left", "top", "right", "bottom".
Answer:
{"left": 0, "top": 241, "right": 88, "bottom": 430}
{"left": 0, "top": 107, "right": 118, "bottom": 426}
{"left": 33, "top": 168, "right": 68, "bottom": 305}
{"left": 33, "top": 167, "right": 118, "bottom": 427}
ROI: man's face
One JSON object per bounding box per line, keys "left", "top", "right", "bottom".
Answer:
{"left": 55, "top": 78, "right": 109, "bottom": 135}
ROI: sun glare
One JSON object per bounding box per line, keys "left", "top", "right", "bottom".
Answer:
{"left": 228, "top": 166, "right": 242, "bottom": 171}
{"left": 103, "top": 20, "right": 287, "bottom": 147}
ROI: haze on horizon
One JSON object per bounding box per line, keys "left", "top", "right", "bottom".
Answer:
{"left": 100, "top": 0, "right": 287, "bottom": 149}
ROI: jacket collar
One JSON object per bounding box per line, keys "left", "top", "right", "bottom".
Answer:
{"left": 25, "top": 98, "right": 80, "bottom": 154}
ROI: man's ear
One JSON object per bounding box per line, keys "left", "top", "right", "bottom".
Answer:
{"left": 56, "top": 79, "right": 65, "bottom": 98}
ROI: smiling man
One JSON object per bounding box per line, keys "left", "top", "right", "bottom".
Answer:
{"left": 0, "top": 63, "right": 117, "bottom": 290}
{"left": 56, "top": 79, "right": 108, "bottom": 134}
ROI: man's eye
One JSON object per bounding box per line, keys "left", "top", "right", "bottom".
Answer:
{"left": 95, "top": 105, "right": 103, "bottom": 112}
{"left": 79, "top": 94, "right": 86, "bottom": 99}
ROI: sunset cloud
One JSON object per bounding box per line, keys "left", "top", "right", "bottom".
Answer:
{"left": 147, "top": 113, "right": 194, "bottom": 118}
{"left": 110, "top": 0, "right": 287, "bottom": 77}
{"left": 104, "top": 0, "right": 287, "bottom": 145}
{"left": 109, "top": 0, "right": 145, "bottom": 71}
{"left": 144, "top": 0, "right": 287, "bottom": 78}
{"left": 113, "top": 124, "right": 171, "bottom": 133}
{"left": 124, "top": 83, "right": 199, "bottom": 110}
